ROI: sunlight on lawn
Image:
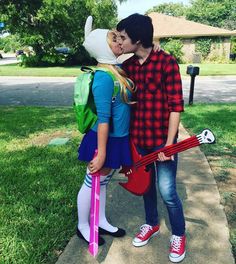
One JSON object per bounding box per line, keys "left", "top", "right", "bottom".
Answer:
{"left": 5, "top": 130, "right": 81, "bottom": 151}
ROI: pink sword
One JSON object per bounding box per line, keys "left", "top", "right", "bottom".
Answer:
{"left": 89, "top": 150, "right": 100, "bottom": 257}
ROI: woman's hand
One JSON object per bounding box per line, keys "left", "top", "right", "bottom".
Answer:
{"left": 88, "top": 153, "right": 106, "bottom": 174}
{"left": 153, "top": 43, "right": 161, "bottom": 52}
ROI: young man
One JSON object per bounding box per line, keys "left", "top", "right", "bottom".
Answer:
{"left": 117, "top": 14, "right": 186, "bottom": 263}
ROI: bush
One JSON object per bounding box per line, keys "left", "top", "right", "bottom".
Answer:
{"left": 65, "top": 46, "right": 96, "bottom": 66}
{"left": 203, "top": 54, "right": 230, "bottom": 64}
{"left": 231, "top": 37, "right": 236, "bottom": 54}
{"left": 195, "top": 37, "right": 212, "bottom": 59}
{"left": 230, "top": 230, "right": 236, "bottom": 260}
{"left": 0, "top": 34, "right": 22, "bottom": 52}
{"left": 160, "top": 38, "right": 184, "bottom": 63}
{"left": 19, "top": 46, "right": 96, "bottom": 67}
{"left": 19, "top": 53, "right": 66, "bottom": 67}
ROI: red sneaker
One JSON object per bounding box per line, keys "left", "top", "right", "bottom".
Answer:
{"left": 132, "top": 224, "right": 160, "bottom": 247}
{"left": 169, "top": 235, "right": 186, "bottom": 263}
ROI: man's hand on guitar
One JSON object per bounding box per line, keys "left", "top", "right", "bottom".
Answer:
{"left": 157, "top": 152, "right": 174, "bottom": 162}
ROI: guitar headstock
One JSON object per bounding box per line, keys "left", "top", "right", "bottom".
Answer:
{"left": 197, "top": 129, "right": 216, "bottom": 144}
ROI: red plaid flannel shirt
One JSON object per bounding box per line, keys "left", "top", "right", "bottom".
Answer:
{"left": 122, "top": 49, "right": 184, "bottom": 148}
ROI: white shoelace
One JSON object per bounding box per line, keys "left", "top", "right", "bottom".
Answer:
{"left": 139, "top": 224, "right": 152, "bottom": 238}
{"left": 171, "top": 235, "right": 183, "bottom": 252}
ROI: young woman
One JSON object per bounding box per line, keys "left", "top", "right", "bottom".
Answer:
{"left": 76, "top": 16, "right": 136, "bottom": 246}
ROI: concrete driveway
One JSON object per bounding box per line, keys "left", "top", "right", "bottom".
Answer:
{"left": 0, "top": 76, "right": 235, "bottom": 106}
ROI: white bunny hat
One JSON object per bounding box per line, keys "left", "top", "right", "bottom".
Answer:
{"left": 82, "top": 16, "right": 118, "bottom": 65}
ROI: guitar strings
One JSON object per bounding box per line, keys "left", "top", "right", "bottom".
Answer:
{"left": 136, "top": 138, "right": 199, "bottom": 168}
{"left": 136, "top": 137, "right": 199, "bottom": 168}
{"left": 136, "top": 140, "right": 199, "bottom": 168}
{"left": 135, "top": 136, "right": 200, "bottom": 168}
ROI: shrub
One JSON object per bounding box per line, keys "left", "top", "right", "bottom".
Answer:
{"left": 160, "top": 38, "right": 184, "bottom": 63}
{"left": 195, "top": 37, "right": 212, "bottom": 59}
{"left": 19, "top": 53, "right": 66, "bottom": 67}
{"left": 19, "top": 46, "right": 96, "bottom": 67}
{"left": 0, "top": 34, "right": 22, "bottom": 52}
{"left": 231, "top": 37, "right": 236, "bottom": 54}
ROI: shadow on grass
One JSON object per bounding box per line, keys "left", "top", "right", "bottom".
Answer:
{"left": 0, "top": 140, "right": 86, "bottom": 263}
{"left": 0, "top": 106, "right": 76, "bottom": 141}
{"left": 0, "top": 106, "right": 86, "bottom": 263}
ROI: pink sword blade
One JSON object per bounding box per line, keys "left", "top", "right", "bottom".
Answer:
{"left": 89, "top": 150, "right": 100, "bottom": 257}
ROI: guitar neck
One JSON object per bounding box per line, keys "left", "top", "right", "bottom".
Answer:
{"left": 136, "top": 135, "right": 200, "bottom": 168}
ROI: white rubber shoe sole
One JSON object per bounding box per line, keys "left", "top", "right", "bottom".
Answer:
{"left": 132, "top": 230, "right": 160, "bottom": 247}
{"left": 169, "top": 251, "right": 186, "bottom": 263}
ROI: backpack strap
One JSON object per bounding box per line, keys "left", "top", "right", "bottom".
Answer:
{"left": 81, "top": 66, "right": 120, "bottom": 133}
{"left": 82, "top": 66, "right": 120, "bottom": 97}
{"left": 81, "top": 66, "right": 94, "bottom": 73}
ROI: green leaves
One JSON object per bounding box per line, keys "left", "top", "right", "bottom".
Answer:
{"left": 146, "top": 0, "right": 236, "bottom": 30}
{"left": 195, "top": 37, "right": 212, "bottom": 59}
{"left": 186, "top": 0, "right": 236, "bottom": 30}
{"left": 160, "top": 38, "right": 184, "bottom": 63}
{"left": 0, "top": 0, "right": 118, "bottom": 66}
{"left": 147, "top": 3, "right": 187, "bottom": 17}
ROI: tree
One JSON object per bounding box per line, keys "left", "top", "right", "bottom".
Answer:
{"left": 186, "top": 0, "right": 236, "bottom": 30}
{"left": 146, "top": 2, "right": 187, "bottom": 17}
{"left": 0, "top": 0, "right": 118, "bottom": 66}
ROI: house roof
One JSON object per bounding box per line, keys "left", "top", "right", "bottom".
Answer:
{"left": 148, "top": 12, "right": 236, "bottom": 38}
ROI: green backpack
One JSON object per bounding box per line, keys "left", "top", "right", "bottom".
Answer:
{"left": 74, "top": 66, "right": 120, "bottom": 134}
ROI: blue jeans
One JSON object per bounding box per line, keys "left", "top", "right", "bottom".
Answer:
{"left": 137, "top": 145, "right": 185, "bottom": 236}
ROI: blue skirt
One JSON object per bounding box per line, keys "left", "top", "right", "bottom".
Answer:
{"left": 78, "top": 130, "right": 132, "bottom": 169}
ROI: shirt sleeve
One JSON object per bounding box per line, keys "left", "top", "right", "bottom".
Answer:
{"left": 92, "top": 71, "right": 114, "bottom": 124}
{"left": 164, "top": 57, "right": 184, "bottom": 112}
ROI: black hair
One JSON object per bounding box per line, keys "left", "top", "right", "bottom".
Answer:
{"left": 116, "top": 13, "right": 153, "bottom": 48}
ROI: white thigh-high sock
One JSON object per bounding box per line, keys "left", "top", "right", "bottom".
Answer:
{"left": 99, "top": 174, "right": 118, "bottom": 233}
{"left": 77, "top": 183, "right": 91, "bottom": 242}
{"left": 77, "top": 170, "right": 117, "bottom": 241}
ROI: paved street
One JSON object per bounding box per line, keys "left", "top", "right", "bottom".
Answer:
{"left": 0, "top": 76, "right": 74, "bottom": 106}
{"left": 183, "top": 76, "right": 236, "bottom": 103}
{"left": 0, "top": 53, "right": 18, "bottom": 65}
{"left": 0, "top": 76, "right": 235, "bottom": 106}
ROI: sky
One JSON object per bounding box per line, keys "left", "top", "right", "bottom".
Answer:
{"left": 117, "top": 0, "right": 190, "bottom": 19}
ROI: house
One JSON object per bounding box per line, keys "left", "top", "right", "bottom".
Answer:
{"left": 148, "top": 12, "right": 236, "bottom": 63}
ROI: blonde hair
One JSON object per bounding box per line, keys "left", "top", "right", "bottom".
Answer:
{"left": 97, "top": 30, "right": 136, "bottom": 104}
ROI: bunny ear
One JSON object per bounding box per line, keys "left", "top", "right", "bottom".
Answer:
{"left": 84, "top": 16, "right": 93, "bottom": 39}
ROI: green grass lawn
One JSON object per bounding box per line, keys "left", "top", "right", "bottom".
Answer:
{"left": 181, "top": 103, "right": 236, "bottom": 260}
{"left": 0, "top": 106, "right": 84, "bottom": 264}
{"left": 181, "top": 103, "right": 236, "bottom": 157}
{"left": 179, "top": 63, "right": 236, "bottom": 76}
{"left": 0, "top": 64, "right": 82, "bottom": 77}
{"left": 0, "top": 63, "right": 236, "bottom": 76}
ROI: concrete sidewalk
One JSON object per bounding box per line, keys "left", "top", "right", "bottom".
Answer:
{"left": 56, "top": 125, "right": 234, "bottom": 264}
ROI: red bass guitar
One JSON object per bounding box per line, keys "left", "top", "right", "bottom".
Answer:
{"left": 119, "top": 129, "right": 215, "bottom": 196}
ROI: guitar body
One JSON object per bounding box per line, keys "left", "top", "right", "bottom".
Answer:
{"left": 119, "top": 129, "right": 215, "bottom": 196}
{"left": 119, "top": 140, "right": 152, "bottom": 195}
